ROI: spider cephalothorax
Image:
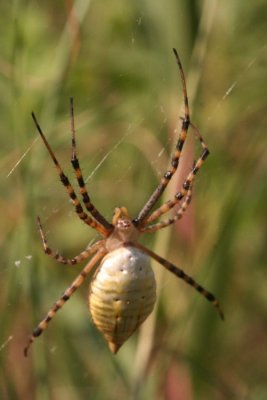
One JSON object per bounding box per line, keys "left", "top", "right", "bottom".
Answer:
{"left": 24, "top": 49, "right": 223, "bottom": 357}
{"left": 105, "top": 207, "right": 140, "bottom": 252}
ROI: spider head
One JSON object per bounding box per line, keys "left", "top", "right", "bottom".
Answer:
{"left": 105, "top": 207, "right": 139, "bottom": 251}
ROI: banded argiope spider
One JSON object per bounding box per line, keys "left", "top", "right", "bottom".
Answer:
{"left": 24, "top": 49, "right": 223, "bottom": 357}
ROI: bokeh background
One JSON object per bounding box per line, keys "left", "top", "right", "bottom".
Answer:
{"left": 0, "top": 1, "right": 267, "bottom": 399}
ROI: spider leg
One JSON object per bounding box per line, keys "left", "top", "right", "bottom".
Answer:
{"left": 37, "top": 216, "right": 105, "bottom": 264}
{"left": 141, "top": 184, "right": 193, "bottom": 233}
{"left": 143, "top": 123, "right": 209, "bottom": 226}
{"left": 69, "top": 98, "right": 113, "bottom": 232}
{"left": 32, "top": 113, "right": 110, "bottom": 237}
{"left": 134, "top": 49, "right": 190, "bottom": 226}
{"left": 24, "top": 248, "right": 107, "bottom": 357}
{"left": 126, "top": 242, "right": 224, "bottom": 320}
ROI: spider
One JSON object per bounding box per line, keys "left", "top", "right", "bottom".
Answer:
{"left": 24, "top": 48, "right": 223, "bottom": 357}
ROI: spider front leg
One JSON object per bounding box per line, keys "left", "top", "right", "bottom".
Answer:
{"left": 134, "top": 49, "right": 190, "bottom": 226}
{"left": 24, "top": 249, "right": 107, "bottom": 357}
{"left": 141, "top": 183, "right": 193, "bottom": 233}
{"left": 126, "top": 242, "right": 224, "bottom": 320}
{"left": 31, "top": 112, "right": 109, "bottom": 237}
{"left": 143, "top": 123, "right": 209, "bottom": 229}
{"left": 69, "top": 98, "right": 113, "bottom": 232}
{"left": 36, "top": 216, "right": 105, "bottom": 265}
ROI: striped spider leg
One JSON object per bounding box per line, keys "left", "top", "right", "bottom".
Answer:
{"left": 141, "top": 123, "right": 209, "bottom": 232}
{"left": 31, "top": 112, "right": 112, "bottom": 237}
{"left": 36, "top": 215, "right": 105, "bottom": 265}
{"left": 134, "top": 48, "right": 191, "bottom": 227}
{"left": 69, "top": 98, "right": 113, "bottom": 231}
{"left": 24, "top": 247, "right": 107, "bottom": 356}
{"left": 134, "top": 49, "right": 209, "bottom": 231}
{"left": 126, "top": 242, "right": 224, "bottom": 320}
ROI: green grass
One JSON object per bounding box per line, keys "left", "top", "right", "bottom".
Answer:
{"left": 0, "top": 1, "right": 267, "bottom": 399}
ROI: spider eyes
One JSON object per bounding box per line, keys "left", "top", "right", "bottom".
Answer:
{"left": 118, "top": 220, "right": 131, "bottom": 229}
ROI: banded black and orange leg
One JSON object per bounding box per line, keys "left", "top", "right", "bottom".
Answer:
{"left": 141, "top": 184, "right": 193, "bottom": 233}
{"left": 134, "top": 48, "right": 190, "bottom": 226}
{"left": 126, "top": 242, "right": 224, "bottom": 320}
{"left": 69, "top": 98, "right": 113, "bottom": 232}
{"left": 37, "top": 216, "right": 105, "bottom": 265}
{"left": 143, "top": 123, "right": 209, "bottom": 227}
{"left": 32, "top": 113, "right": 109, "bottom": 237}
{"left": 24, "top": 248, "right": 107, "bottom": 356}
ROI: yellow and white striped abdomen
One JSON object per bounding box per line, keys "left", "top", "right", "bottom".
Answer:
{"left": 89, "top": 246, "right": 156, "bottom": 353}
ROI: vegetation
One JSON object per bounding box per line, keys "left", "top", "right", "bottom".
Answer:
{"left": 0, "top": 1, "right": 266, "bottom": 399}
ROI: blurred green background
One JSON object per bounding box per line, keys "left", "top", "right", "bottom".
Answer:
{"left": 0, "top": 1, "right": 267, "bottom": 399}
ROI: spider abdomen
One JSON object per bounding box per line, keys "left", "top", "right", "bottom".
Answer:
{"left": 89, "top": 246, "right": 156, "bottom": 354}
